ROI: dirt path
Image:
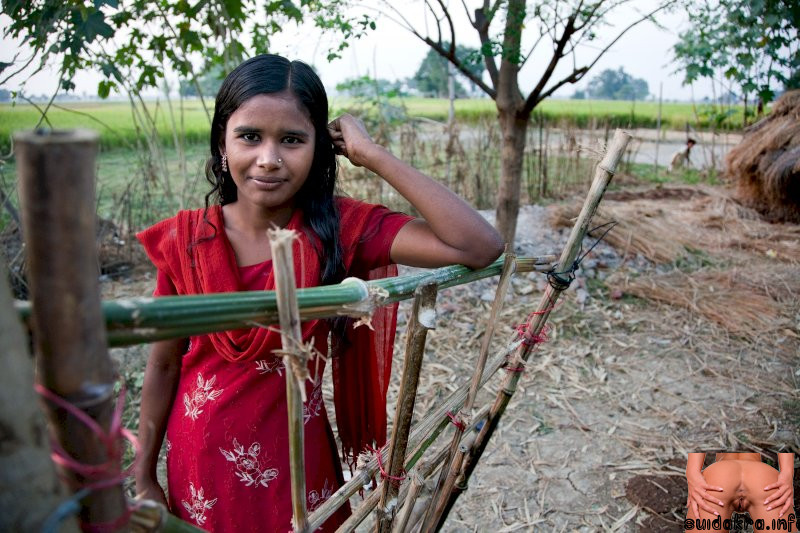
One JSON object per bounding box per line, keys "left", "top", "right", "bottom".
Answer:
{"left": 105, "top": 187, "right": 799, "bottom": 532}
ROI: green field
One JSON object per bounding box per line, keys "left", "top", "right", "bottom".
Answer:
{"left": 0, "top": 97, "right": 744, "bottom": 153}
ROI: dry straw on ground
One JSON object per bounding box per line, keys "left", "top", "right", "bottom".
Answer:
{"left": 726, "top": 89, "right": 800, "bottom": 223}
{"left": 550, "top": 184, "right": 799, "bottom": 340}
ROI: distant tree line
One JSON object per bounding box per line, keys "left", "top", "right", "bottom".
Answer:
{"left": 572, "top": 68, "right": 649, "bottom": 100}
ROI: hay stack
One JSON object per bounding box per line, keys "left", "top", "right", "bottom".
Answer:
{"left": 726, "top": 90, "right": 800, "bottom": 223}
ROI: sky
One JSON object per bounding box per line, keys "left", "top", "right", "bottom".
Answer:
{"left": 0, "top": 1, "right": 713, "bottom": 102}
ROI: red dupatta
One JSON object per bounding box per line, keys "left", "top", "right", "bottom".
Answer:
{"left": 136, "top": 198, "right": 398, "bottom": 465}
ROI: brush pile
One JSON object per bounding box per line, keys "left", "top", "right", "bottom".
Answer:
{"left": 725, "top": 89, "right": 800, "bottom": 223}
{"left": 550, "top": 184, "right": 800, "bottom": 339}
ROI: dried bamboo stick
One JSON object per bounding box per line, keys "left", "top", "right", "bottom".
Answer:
{"left": 306, "top": 341, "right": 521, "bottom": 531}
{"left": 0, "top": 264, "right": 76, "bottom": 530}
{"left": 433, "top": 129, "right": 632, "bottom": 531}
{"left": 14, "top": 254, "right": 556, "bottom": 347}
{"left": 337, "top": 405, "right": 490, "bottom": 533}
{"left": 393, "top": 406, "right": 487, "bottom": 533}
{"left": 376, "top": 283, "right": 438, "bottom": 533}
{"left": 14, "top": 130, "right": 128, "bottom": 528}
{"left": 270, "top": 228, "right": 309, "bottom": 533}
{"left": 420, "top": 252, "right": 516, "bottom": 531}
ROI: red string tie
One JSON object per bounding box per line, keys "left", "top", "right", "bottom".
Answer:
{"left": 514, "top": 322, "right": 550, "bottom": 347}
{"left": 446, "top": 411, "right": 467, "bottom": 431}
{"left": 35, "top": 382, "right": 141, "bottom": 531}
{"left": 368, "top": 445, "right": 406, "bottom": 487}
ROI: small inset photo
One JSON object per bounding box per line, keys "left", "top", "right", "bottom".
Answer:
{"left": 685, "top": 452, "right": 796, "bottom": 532}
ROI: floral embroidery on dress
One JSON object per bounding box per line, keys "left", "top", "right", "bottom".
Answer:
{"left": 255, "top": 357, "right": 284, "bottom": 376}
{"left": 308, "top": 478, "right": 333, "bottom": 512}
{"left": 182, "top": 482, "right": 217, "bottom": 526}
{"left": 183, "top": 373, "right": 223, "bottom": 421}
{"left": 219, "top": 438, "right": 279, "bottom": 488}
{"left": 303, "top": 381, "right": 323, "bottom": 424}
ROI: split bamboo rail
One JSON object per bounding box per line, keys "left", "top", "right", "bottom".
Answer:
{"left": 10, "top": 126, "right": 631, "bottom": 531}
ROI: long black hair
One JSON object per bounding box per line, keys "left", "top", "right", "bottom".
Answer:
{"left": 204, "top": 54, "right": 344, "bottom": 285}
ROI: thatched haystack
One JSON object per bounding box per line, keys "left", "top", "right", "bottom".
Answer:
{"left": 726, "top": 90, "right": 800, "bottom": 223}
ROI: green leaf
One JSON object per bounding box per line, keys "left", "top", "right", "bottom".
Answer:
{"left": 97, "top": 79, "right": 114, "bottom": 98}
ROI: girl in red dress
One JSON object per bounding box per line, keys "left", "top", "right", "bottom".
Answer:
{"left": 134, "top": 54, "right": 503, "bottom": 531}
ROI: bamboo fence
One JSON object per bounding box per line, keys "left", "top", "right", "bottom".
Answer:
{"left": 9, "top": 127, "right": 631, "bottom": 531}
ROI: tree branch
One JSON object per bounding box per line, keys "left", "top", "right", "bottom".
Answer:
{"left": 422, "top": 37, "right": 497, "bottom": 97}
{"left": 522, "top": 0, "right": 675, "bottom": 116}
{"left": 472, "top": 4, "right": 499, "bottom": 87}
{"left": 435, "top": 0, "right": 457, "bottom": 55}
{"left": 521, "top": 12, "right": 578, "bottom": 115}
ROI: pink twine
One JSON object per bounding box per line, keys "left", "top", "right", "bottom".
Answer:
{"left": 446, "top": 411, "right": 466, "bottom": 432}
{"left": 368, "top": 445, "right": 406, "bottom": 486}
{"left": 35, "top": 382, "right": 141, "bottom": 530}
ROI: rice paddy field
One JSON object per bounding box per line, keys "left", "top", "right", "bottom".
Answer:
{"left": 0, "top": 97, "right": 745, "bottom": 153}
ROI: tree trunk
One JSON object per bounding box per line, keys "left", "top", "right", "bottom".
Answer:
{"left": 495, "top": 108, "right": 529, "bottom": 245}
{"left": 0, "top": 263, "right": 78, "bottom": 532}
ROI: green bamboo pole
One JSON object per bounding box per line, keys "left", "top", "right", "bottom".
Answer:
{"left": 14, "top": 256, "right": 555, "bottom": 347}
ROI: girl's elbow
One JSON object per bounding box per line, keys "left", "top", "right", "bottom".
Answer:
{"left": 466, "top": 233, "right": 505, "bottom": 269}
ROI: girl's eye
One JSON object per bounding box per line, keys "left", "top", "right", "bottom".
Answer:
{"left": 241, "top": 133, "right": 259, "bottom": 142}
{"left": 283, "top": 136, "right": 302, "bottom": 144}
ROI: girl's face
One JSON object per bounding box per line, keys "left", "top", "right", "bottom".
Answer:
{"left": 221, "top": 91, "right": 316, "bottom": 213}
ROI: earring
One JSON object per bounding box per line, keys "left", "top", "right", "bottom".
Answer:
{"left": 221, "top": 153, "right": 228, "bottom": 172}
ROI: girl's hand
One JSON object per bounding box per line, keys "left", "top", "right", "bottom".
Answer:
{"left": 327, "top": 114, "right": 377, "bottom": 168}
{"left": 686, "top": 468, "right": 724, "bottom": 518}
{"left": 764, "top": 470, "right": 795, "bottom": 518}
{"left": 135, "top": 475, "right": 169, "bottom": 507}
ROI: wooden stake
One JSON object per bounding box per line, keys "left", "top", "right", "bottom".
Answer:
{"left": 270, "top": 228, "right": 309, "bottom": 533}
{"left": 421, "top": 252, "right": 516, "bottom": 531}
{"left": 376, "top": 283, "right": 438, "bottom": 533}
{"left": 433, "top": 129, "right": 632, "bottom": 531}
{"left": 15, "top": 129, "right": 128, "bottom": 529}
{"left": 0, "top": 264, "right": 76, "bottom": 530}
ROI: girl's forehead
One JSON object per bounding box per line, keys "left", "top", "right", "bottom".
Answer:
{"left": 229, "top": 91, "right": 313, "bottom": 126}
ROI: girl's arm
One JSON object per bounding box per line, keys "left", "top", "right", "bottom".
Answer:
{"left": 765, "top": 453, "right": 795, "bottom": 518}
{"left": 134, "top": 338, "right": 186, "bottom": 505}
{"left": 686, "top": 453, "right": 724, "bottom": 518}
{"left": 328, "top": 114, "right": 504, "bottom": 269}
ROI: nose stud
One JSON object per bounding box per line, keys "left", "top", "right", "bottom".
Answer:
{"left": 277, "top": 158, "right": 283, "bottom": 165}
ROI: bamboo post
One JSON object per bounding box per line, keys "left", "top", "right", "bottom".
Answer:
{"left": 421, "top": 252, "right": 516, "bottom": 531}
{"left": 269, "top": 228, "right": 309, "bottom": 533}
{"left": 375, "top": 283, "right": 438, "bottom": 532}
{"left": 0, "top": 263, "right": 77, "bottom": 531}
{"left": 433, "top": 129, "right": 632, "bottom": 531}
{"left": 15, "top": 129, "right": 129, "bottom": 529}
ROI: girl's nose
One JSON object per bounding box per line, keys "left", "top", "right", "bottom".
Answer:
{"left": 256, "top": 144, "right": 281, "bottom": 168}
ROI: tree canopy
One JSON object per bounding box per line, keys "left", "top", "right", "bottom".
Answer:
{"left": 1, "top": 0, "right": 373, "bottom": 105}
{"left": 584, "top": 68, "right": 649, "bottom": 100}
{"left": 410, "top": 43, "right": 483, "bottom": 98}
{"left": 673, "top": 0, "right": 799, "bottom": 109}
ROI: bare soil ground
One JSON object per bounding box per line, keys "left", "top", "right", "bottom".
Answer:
{"left": 101, "top": 183, "right": 799, "bottom": 532}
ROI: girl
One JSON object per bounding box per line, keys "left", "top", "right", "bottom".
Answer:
{"left": 134, "top": 54, "right": 503, "bottom": 531}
